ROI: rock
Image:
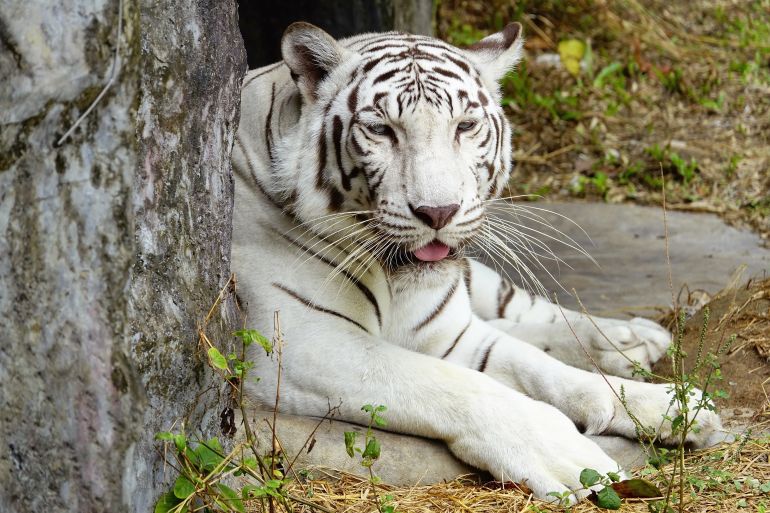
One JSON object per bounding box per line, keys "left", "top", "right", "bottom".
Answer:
{"left": 244, "top": 412, "right": 476, "bottom": 485}
{"left": 244, "top": 412, "right": 651, "bottom": 485}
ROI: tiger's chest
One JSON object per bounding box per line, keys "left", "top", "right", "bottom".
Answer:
{"left": 382, "top": 264, "right": 472, "bottom": 356}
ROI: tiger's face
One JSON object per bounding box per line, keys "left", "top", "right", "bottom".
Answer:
{"left": 281, "top": 23, "right": 523, "bottom": 270}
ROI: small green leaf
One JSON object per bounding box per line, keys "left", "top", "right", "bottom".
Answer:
{"left": 173, "top": 433, "right": 186, "bottom": 453}
{"left": 265, "top": 479, "right": 283, "bottom": 489}
{"left": 596, "top": 485, "right": 622, "bottom": 509}
{"left": 154, "top": 492, "right": 181, "bottom": 513}
{"left": 207, "top": 347, "right": 229, "bottom": 370}
{"left": 760, "top": 481, "right": 770, "bottom": 493}
{"left": 593, "top": 61, "right": 623, "bottom": 88}
{"left": 233, "top": 329, "right": 272, "bottom": 354}
{"left": 362, "top": 437, "right": 381, "bottom": 460}
{"left": 173, "top": 475, "right": 195, "bottom": 499}
{"left": 154, "top": 432, "right": 174, "bottom": 441}
{"left": 344, "top": 431, "right": 357, "bottom": 458}
{"left": 195, "top": 439, "right": 224, "bottom": 471}
{"left": 580, "top": 468, "right": 602, "bottom": 487}
{"left": 217, "top": 484, "right": 245, "bottom": 513}
{"left": 607, "top": 471, "right": 621, "bottom": 483}
{"left": 242, "top": 485, "right": 267, "bottom": 499}
{"left": 373, "top": 415, "right": 387, "bottom": 427}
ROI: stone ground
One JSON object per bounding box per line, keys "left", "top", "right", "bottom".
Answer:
{"left": 249, "top": 203, "right": 770, "bottom": 486}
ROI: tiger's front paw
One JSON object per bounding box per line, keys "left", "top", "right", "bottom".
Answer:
{"left": 605, "top": 378, "right": 723, "bottom": 447}
{"left": 451, "top": 392, "right": 625, "bottom": 503}
{"left": 588, "top": 317, "right": 671, "bottom": 379}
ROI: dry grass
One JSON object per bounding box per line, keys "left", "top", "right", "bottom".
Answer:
{"left": 244, "top": 428, "right": 770, "bottom": 512}
{"left": 437, "top": 0, "right": 770, "bottom": 242}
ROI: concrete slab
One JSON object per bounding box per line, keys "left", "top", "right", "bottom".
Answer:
{"left": 488, "top": 202, "right": 770, "bottom": 316}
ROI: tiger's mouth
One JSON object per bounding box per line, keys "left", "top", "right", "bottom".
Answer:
{"left": 384, "top": 239, "right": 460, "bottom": 269}
{"left": 413, "top": 240, "right": 451, "bottom": 262}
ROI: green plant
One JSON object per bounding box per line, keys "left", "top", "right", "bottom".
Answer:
{"left": 645, "top": 144, "right": 700, "bottom": 185}
{"left": 153, "top": 278, "right": 333, "bottom": 513}
{"left": 344, "top": 404, "right": 399, "bottom": 513}
{"left": 547, "top": 469, "right": 622, "bottom": 509}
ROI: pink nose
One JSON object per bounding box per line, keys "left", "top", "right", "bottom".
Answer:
{"left": 411, "top": 204, "right": 460, "bottom": 230}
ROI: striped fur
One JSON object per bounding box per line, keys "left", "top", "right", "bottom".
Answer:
{"left": 232, "top": 23, "right": 720, "bottom": 501}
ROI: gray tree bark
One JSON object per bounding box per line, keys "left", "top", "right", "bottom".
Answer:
{"left": 0, "top": 1, "right": 246, "bottom": 512}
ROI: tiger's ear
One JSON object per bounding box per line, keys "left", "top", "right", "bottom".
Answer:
{"left": 463, "top": 22, "right": 524, "bottom": 90}
{"left": 282, "top": 22, "right": 346, "bottom": 102}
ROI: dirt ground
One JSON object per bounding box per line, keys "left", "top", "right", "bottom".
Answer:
{"left": 653, "top": 278, "right": 770, "bottom": 423}
{"left": 437, "top": 0, "right": 770, "bottom": 242}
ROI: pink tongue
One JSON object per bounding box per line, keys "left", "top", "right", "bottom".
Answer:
{"left": 413, "top": 241, "right": 451, "bottom": 262}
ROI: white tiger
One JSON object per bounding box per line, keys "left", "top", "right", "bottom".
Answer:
{"left": 232, "top": 22, "right": 721, "bottom": 501}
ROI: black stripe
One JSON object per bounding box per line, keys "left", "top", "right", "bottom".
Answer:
{"left": 347, "top": 83, "right": 359, "bottom": 113}
{"left": 478, "top": 126, "right": 492, "bottom": 148}
{"left": 272, "top": 283, "right": 369, "bottom": 333}
{"left": 442, "top": 318, "right": 471, "bottom": 358}
{"left": 373, "top": 68, "right": 399, "bottom": 84}
{"left": 462, "top": 259, "right": 472, "bottom": 294}
{"left": 362, "top": 58, "right": 382, "bottom": 73}
{"left": 432, "top": 67, "right": 461, "bottom": 80}
{"left": 233, "top": 137, "right": 284, "bottom": 211}
{"left": 444, "top": 54, "right": 470, "bottom": 74}
{"left": 413, "top": 278, "right": 459, "bottom": 331}
{"left": 332, "top": 116, "right": 349, "bottom": 190}
{"left": 497, "top": 280, "right": 514, "bottom": 318}
{"left": 478, "top": 341, "right": 496, "bottom": 373}
{"left": 265, "top": 82, "right": 276, "bottom": 162}
{"left": 277, "top": 232, "right": 382, "bottom": 327}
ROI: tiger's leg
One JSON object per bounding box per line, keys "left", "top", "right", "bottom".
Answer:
{"left": 464, "top": 258, "right": 671, "bottom": 378}
{"left": 437, "top": 314, "right": 720, "bottom": 446}
{"left": 249, "top": 322, "right": 621, "bottom": 502}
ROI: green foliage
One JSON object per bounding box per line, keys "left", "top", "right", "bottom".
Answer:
{"left": 645, "top": 144, "right": 700, "bottom": 185}
{"left": 233, "top": 329, "right": 273, "bottom": 355}
{"left": 344, "top": 404, "right": 399, "bottom": 513}
{"left": 153, "top": 312, "right": 311, "bottom": 513}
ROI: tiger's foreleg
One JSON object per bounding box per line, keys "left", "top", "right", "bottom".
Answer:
{"left": 463, "top": 258, "right": 671, "bottom": 378}
{"left": 249, "top": 322, "right": 620, "bottom": 502}
{"left": 439, "top": 314, "right": 721, "bottom": 447}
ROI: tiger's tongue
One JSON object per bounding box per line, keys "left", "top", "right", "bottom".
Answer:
{"left": 413, "top": 241, "right": 450, "bottom": 262}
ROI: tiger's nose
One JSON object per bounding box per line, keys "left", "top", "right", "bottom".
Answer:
{"left": 410, "top": 204, "right": 460, "bottom": 230}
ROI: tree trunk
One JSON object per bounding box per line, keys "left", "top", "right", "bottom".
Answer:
{"left": 0, "top": 1, "right": 246, "bottom": 512}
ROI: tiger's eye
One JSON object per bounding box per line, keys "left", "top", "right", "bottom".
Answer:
{"left": 457, "top": 120, "right": 476, "bottom": 132}
{"left": 368, "top": 124, "right": 389, "bottom": 135}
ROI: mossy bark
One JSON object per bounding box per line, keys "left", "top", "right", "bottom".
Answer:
{"left": 0, "top": 1, "right": 246, "bottom": 512}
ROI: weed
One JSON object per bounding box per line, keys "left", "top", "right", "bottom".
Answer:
{"left": 645, "top": 144, "right": 699, "bottom": 185}
{"left": 344, "top": 404, "right": 399, "bottom": 513}
{"left": 153, "top": 277, "right": 333, "bottom": 513}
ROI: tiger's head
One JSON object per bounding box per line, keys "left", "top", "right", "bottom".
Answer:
{"left": 278, "top": 22, "right": 523, "bottom": 270}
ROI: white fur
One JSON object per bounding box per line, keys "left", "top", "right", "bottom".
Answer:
{"left": 232, "top": 24, "right": 721, "bottom": 501}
